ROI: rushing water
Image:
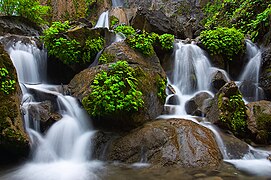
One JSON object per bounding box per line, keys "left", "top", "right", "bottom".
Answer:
{"left": 162, "top": 41, "right": 271, "bottom": 177}
{"left": 238, "top": 40, "right": 264, "bottom": 102}
{"left": 2, "top": 41, "right": 103, "bottom": 180}
{"left": 95, "top": 11, "right": 109, "bottom": 29}
{"left": 112, "top": 0, "right": 124, "bottom": 7}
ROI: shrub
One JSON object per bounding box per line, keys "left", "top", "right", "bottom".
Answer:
{"left": 114, "top": 25, "right": 136, "bottom": 37}
{"left": 82, "top": 60, "right": 144, "bottom": 117}
{"left": 110, "top": 16, "right": 119, "bottom": 29}
{"left": 0, "top": 67, "right": 15, "bottom": 95}
{"left": 159, "top": 34, "right": 174, "bottom": 50}
{"left": 82, "top": 37, "right": 104, "bottom": 63}
{"left": 0, "top": 0, "right": 49, "bottom": 24}
{"left": 200, "top": 27, "right": 245, "bottom": 60}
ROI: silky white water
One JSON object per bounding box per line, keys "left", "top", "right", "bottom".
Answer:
{"left": 238, "top": 40, "right": 264, "bottom": 101}
{"left": 112, "top": 0, "right": 124, "bottom": 7}
{"left": 3, "top": 41, "right": 103, "bottom": 180}
{"left": 164, "top": 41, "right": 271, "bottom": 176}
{"left": 95, "top": 11, "right": 109, "bottom": 29}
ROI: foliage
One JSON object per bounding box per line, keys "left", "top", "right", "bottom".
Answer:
{"left": 202, "top": 0, "right": 270, "bottom": 42}
{"left": 159, "top": 34, "right": 174, "bottom": 50}
{"left": 127, "top": 31, "right": 155, "bottom": 56}
{"left": 114, "top": 25, "right": 136, "bottom": 37}
{"left": 98, "top": 53, "right": 115, "bottom": 64}
{"left": 0, "top": 0, "right": 50, "bottom": 24}
{"left": 219, "top": 93, "right": 247, "bottom": 135}
{"left": 110, "top": 16, "right": 119, "bottom": 29}
{"left": 43, "top": 21, "right": 105, "bottom": 64}
{"left": 82, "top": 37, "right": 104, "bottom": 63}
{"left": 200, "top": 27, "right": 245, "bottom": 60}
{"left": 156, "top": 76, "right": 167, "bottom": 100}
{"left": 82, "top": 60, "right": 144, "bottom": 117}
{"left": 0, "top": 67, "right": 15, "bottom": 95}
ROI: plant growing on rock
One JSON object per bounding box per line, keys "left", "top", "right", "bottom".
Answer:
{"left": 82, "top": 60, "right": 144, "bottom": 117}
{"left": 114, "top": 25, "right": 136, "bottom": 37}
{"left": 82, "top": 37, "right": 105, "bottom": 63}
{"left": 218, "top": 93, "right": 247, "bottom": 135}
{"left": 159, "top": 34, "right": 175, "bottom": 50}
{"left": 200, "top": 27, "right": 245, "bottom": 60}
{"left": 0, "top": 0, "right": 50, "bottom": 24}
{"left": 0, "top": 67, "right": 15, "bottom": 95}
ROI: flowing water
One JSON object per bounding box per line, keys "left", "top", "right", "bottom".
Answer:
{"left": 1, "top": 41, "right": 103, "bottom": 180}
{"left": 1, "top": 38, "right": 271, "bottom": 179}
{"left": 95, "top": 11, "right": 109, "bottom": 29}
{"left": 163, "top": 41, "right": 271, "bottom": 177}
{"left": 238, "top": 40, "right": 264, "bottom": 102}
{"left": 112, "top": 0, "right": 124, "bottom": 7}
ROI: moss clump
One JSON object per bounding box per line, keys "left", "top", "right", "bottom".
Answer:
{"left": 218, "top": 93, "right": 247, "bottom": 136}
{"left": 156, "top": 76, "right": 167, "bottom": 100}
{"left": 82, "top": 60, "right": 144, "bottom": 117}
{"left": 200, "top": 27, "right": 245, "bottom": 60}
{"left": 98, "top": 52, "right": 115, "bottom": 64}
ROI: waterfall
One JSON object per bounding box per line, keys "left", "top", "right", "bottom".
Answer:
{"left": 238, "top": 40, "right": 264, "bottom": 102}
{"left": 164, "top": 42, "right": 213, "bottom": 116}
{"left": 4, "top": 41, "right": 103, "bottom": 180}
{"left": 94, "top": 11, "right": 109, "bottom": 29}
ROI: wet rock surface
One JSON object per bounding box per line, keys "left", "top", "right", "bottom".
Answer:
{"left": 185, "top": 92, "right": 212, "bottom": 116}
{"left": 246, "top": 100, "right": 271, "bottom": 144}
{"left": 105, "top": 119, "right": 222, "bottom": 168}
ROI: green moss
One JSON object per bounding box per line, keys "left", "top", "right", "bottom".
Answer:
{"left": 110, "top": 16, "right": 119, "bottom": 29}
{"left": 82, "top": 37, "right": 105, "bottom": 63}
{"left": 82, "top": 60, "right": 144, "bottom": 117}
{"left": 156, "top": 76, "right": 167, "bottom": 100}
{"left": 98, "top": 52, "right": 115, "bottom": 64}
{"left": 200, "top": 27, "right": 245, "bottom": 60}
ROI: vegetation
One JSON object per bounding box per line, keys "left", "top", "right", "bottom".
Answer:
{"left": 200, "top": 27, "right": 245, "bottom": 60}
{"left": 0, "top": 67, "right": 15, "bottom": 95}
{"left": 82, "top": 61, "right": 144, "bottom": 117}
{"left": 156, "top": 76, "right": 167, "bottom": 100}
{"left": 114, "top": 25, "right": 174, "bottom": 56}
{"left": 43, "top": 21, "right": 104, "bottom": 64}
{"left": 202, "top": 0, "right": 271, "bottom": 42}
{"left": 0, "top": 0, "right": 50, "bottom": 24}
{"left": 218, "top": 93, "right": 247, "bottom": 135}
{"left": 110, "top": 16, "right": 119, "bottom": 29}
{"left": 98, "top": 53, "right": 115, "bottom": 64}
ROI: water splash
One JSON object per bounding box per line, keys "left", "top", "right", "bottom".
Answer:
{"left": 4, "top": 41, "right": 103, "bottom": 180}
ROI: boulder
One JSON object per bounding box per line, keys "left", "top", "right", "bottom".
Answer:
{"left": 239, "top": 80, "right": 265, "bottom": 102}
{"left": 105, "top": 119, "right": 222, "bottom": 167}
{"left": 206, "top": 82, "right": 248, "bottom": 137}
{"left": 0, "top": 16, "right": 41, "bottom": 36}
{"left": 185, "top": 92, "right": 212, "bottom": 116}
{"left": 210, "top": 70, "right": 230, "bottom": 93}
{"left": 246, "top": 101, "right": 271, "bottom": 144}
{"left": 28, "top": 100, "right": 62, "bottom": 133}
{"left": 0, "top": 44, "right": 29, "bottom": 163}
{"left": 167, "top": 94, "right": 180, "bottom": 105}
{"left": 68, "top": 41, "right": 166, "bottom": 131}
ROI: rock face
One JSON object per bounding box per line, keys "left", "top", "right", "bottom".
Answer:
{"left": 210, "top": 70, "right": 229, "bottom": 93}
{"left": 105, "top": 119, "right": 222, "bottom": 167}
{"left": 246, "top": 101, "right": 271, "bottom": 144}
{"left": 68, "top": 41, "right": 166, "bottom": 131}
{"left": 0, "top": 16, "right": 42, "bottom": 36}
{"left": 260, "top": 48, "right": 271, "bottom": 100}
{"left": 0, "top": 44, "right": 29, "bottom": 163}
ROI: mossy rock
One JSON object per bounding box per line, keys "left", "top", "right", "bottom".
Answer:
{"left": 206, "top": 81, "right": 248, "bottom": 138}
{"left": 0, "top": 44, "right": 29, "bottom": 163}
{"left": 247, "top": 101, "right": 271, "bottom": 144}
{"left": 68, "top": 41, "right": 167, "bottom": 131}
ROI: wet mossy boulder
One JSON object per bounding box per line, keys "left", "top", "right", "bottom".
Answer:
{"left": 68, "top": 41, "right": 166, "bottom": 131}
{"left": 260, "top": 47, "right": 271, "bottom": 100}
{"left": 206, "top": 82, "right": 248, "bottom": 137}
{"left": 246, "top": 101, "right": 271, "bottom": 144}
{"left": 0, "top": 44, "right": 29, "bottom": 163}
{"left": 105, "top": 119, "right": 222, "bottom": 167}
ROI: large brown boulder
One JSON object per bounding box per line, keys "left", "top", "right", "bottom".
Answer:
{"left": 0, "top": 44, "right": 29, "bottom": 163}
{"left": 68, "top": 41, "right": 166, "bottom": 131}
{"left": 185, "top": 91, "right": 212, "bottom": 116}
{"left": 105, "top": 119, "right": 222, "bottom": 167}
{"left": 246, "top": 101, "right": 271, "bottom": 144}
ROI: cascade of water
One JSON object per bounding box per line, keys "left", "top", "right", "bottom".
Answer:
{"left": 94, "top": 11, "right": 109, "bottom": 29}
{"left": 112, "top": 0, "right": 124, "bottom": 7}
{"left": 238, "top": 40, "right": 264, "bottom": 101}
{"left": 4, "top": 41, "right": 103, "bottom": 180}
{"left": 164, "top": 42, "right": 213, "bottom": 116}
